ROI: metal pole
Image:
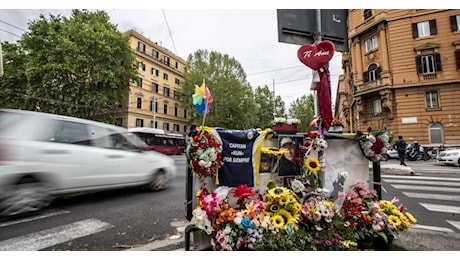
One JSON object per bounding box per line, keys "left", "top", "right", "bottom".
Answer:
{"left": 273, "top": 79, "right": 276, "bottom": 118}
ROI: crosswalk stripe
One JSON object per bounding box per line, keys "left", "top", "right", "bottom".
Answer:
{"left": 0, "top": 218, "right": 113, "bottom": 251}
{"left": 390, "top": 184, "right": 458, "bottom": 193}
{"left": 0, "top": 210, "right": 70, "bottom": 228}
{"left": 419, "top": 203, "right": 460, "bottom": 214}
{"left": 385, "top": 179, "right": 460, "bottom": 187}
{"left": 446, "top": 220, "right": 460, "bottom": 231}
{"left": 384, "top": 175, "right": 460, "bottom": 182}
{"left": 402, "top": 192, "right": 460, "bottom": 202}
{"left": 411, "top": 224, "right": 454, "bottom": 233}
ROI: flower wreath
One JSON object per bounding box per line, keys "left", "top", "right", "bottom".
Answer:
{"left": 189, "top": 129, "right": 223, "bottom": 181}
{"left": 357, "top": 127, "right": 392, "bottom": 163}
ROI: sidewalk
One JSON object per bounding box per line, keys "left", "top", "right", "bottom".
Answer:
{"left": 394, "top": 225, "right": 460, "bottom": 251}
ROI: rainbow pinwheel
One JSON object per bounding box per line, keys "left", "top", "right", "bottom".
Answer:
{"left": 192, "top": 79, "right": 213, "bottom": 116}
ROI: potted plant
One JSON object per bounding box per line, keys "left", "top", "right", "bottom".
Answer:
{"left": 329, "top": 118, "right": 344, "bottom": 133}
{"left": 272, "top": 117, "right": 300, "bottom": 134}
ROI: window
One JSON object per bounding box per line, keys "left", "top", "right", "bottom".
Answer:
{"left": 364, "top": 35, "right": 378, "bottom": 53}
{"left": 152, "top": 49, "right": 159, "bottom": 59}
{"left": 150, "top": 100, "right": 154, "bottom": 112}
{"left": 173, "top": 124, "right": 180, "bottom": 132}
{"left": 163, "top": 122, "right": 170, "bottom": 131}
{"left": 416, "top": 54, "right": 442, "bottom": 74}
{"left": 115, "top": 118, "right": 122, "bottom": 126}
{"left": 151, "top": 68, "right": 159, "bottom": 76}
{"left": 363, "top": 64, "right": 381, "bottom": 83}
{"left": 138, "top": 62, "right": 145, "bottom": 71}
{"left": 164, "top": 87, "right": 170, "bottom": 97}
{"left": 136, "top": 118, "right": 144, "bottom": 127}
{"left": 163, "top": 104, "right": 168, "bottom": 114}
{"left": 152, "top": 99, "right": 158, "bottom": 112}
{"left": 137, "top": 97, "right": 142, "bottom": 109}
{"left": 429, "top": 123, "right": 443, "bottom": 144}
{"left": 137, "top": 77, "right": 143, "bottom": 88}
{"left": 425, "top": 91, "right": 439, "bottom": 109}
{"left": 175, "top": 61, "right": 179, "bottom": 69}
{"left": 174, "top": 106, "right": 178, "bottom": 117}
{"left": 137, "top": 41, "right": 146, "bottom": 53}
{"left": 152, "top": 82, "right": 159, "bottom": 93}
{"left": 364, "top": 9, "right": 372, "bottom": 20}
{"left": 450, "top": 14, "right": 460, "bottom": 32}
{"left": 456, "top": 50, "right": 460, "bottom": 70}
{"left": 372, "top": 99, "right": 382, "bottom": 115}
{"left": 53, "top": 121, "right": 90, "bottom": 145}
{"left": 174, "top": 90, "right": 180, "bottom": 100}
{"left": 175, "top": 78, "right": 180, "bottom": 85}
{"left": 164, "top": 56, "right": 170, "bottom": 66}
{"left": 412, "top": 20, "right": 437, "bottom": 38}
{"left": 184, "top": 109, "right": 187, "bottom": 119}
{"left": 163, "top": 73, "right": 169, "bottom": 80}
{"left": 184, "top": 125, "right": 187, "bottom": 133}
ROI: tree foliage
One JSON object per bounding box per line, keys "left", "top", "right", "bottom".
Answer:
{"left": 288, "top": 93, "right": 315, "bottom": 132}
{"left": 180, "top": 49, "right": 258, "bottom": 129}
{"left": 0, "top": 9, "right": 138, "bottom": 122}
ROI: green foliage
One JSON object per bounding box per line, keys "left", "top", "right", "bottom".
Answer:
{"left": 288, "top": 94, "right": 315, "bottom": 132}
{"left": 254, "top": 228, "right": 315, "bottom": 251}
{"left": 180, "top": 49, "right": 258, "bottom": 129}
{"left": 253, "top": 85, "right": 276, "bottom": 129}
{"left": 1, "top": 9, "right": 138, "bottom": 123}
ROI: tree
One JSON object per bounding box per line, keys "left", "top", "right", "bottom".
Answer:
{"left": 180, "top": 49, "right": 258, "bottom": 129}
{"left": 0, "top": 42, "right": 32, "bottom": 109}
{"left": 4, "top": 9, "right": 138, "bottom": 122}
{"left": 253, "top": 85, "right": 275, "bottom": 129}
{"left": 288, "top": 93, "right": 315, "bottom": 132}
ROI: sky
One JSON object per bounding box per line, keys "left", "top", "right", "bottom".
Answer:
{"left": 0, "top": 2, "right": 455, "bottom": 117}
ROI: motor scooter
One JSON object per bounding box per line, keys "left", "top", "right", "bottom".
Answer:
{"left": 404, "top": 144, "right": 423, "bottom": 161}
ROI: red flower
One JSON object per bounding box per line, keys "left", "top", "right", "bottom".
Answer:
{"left": 232, "top": 184, "right": 255, "bottom": 199}
{"left": 356, "top": 130, "right": 363, "bottom": 136}
{"left": 367, "top": 126, "right": 373, "bottom": 132}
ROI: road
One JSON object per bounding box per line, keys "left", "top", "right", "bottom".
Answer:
{"left": 0, "top": 156, "right": 458, "bottom": 251}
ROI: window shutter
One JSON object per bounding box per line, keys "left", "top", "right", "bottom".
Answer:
{"left": 450, "top": 15, "right": 458, "bottom": 32}
{"left": 429, "top": 19, "right": 437, "bottom": 35}
{"left": 455, "top": 50, "right": 460, "bottom": 70}
{"left": 376, "top": 67, "right": 382, "bottom": 79}
{"left": 434, "top": 53, "right": 442, "bottom": 72}
{"left": 412, "top": 23, "right": 418, "bottom": 38}
{"left": 363, "top": 71, "right": 369, "bottom": 83}
{"left": 415, "top": 56, "right": 423, "bottom": 74}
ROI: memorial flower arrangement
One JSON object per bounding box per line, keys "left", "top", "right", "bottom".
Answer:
{"left": 188, "top": 130, "right": 223, "bottom": 181}
{"left": 331, "top": 118, "right": 344, "bottom": 127}
{"left": 380, "top": 197, "right": 417, "bottom": 236}
{"left": 357, "top": 126, "right": 392, "bottom": 163}
{"left": 272, "top": 117, "right": 301, "bottom": 125}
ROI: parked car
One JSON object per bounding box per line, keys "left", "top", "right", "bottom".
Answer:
{"left": 381, "top": 148, "right": 399, "bottom": 161}
{"left": 0, "top": 109, "right": 177, "bottom": 217}
{"left": 437, "top": 149, "right": 460, "bottom": 166}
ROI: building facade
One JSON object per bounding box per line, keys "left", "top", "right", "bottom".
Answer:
{"left": 115, "top": 30, "right": 189, "bottom": 135}
{"left": 336, "top": 9, "right": 460, "bottom": 147}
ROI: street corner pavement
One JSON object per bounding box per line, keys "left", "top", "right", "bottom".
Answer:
{"left": 393, "top": 225, "right": 460, "bottom": 251}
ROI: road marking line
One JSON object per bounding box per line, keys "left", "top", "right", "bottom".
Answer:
{"left": 446, "top": 220, "right": 460, "bottom": 231}
{"left": 402, "top": 192, "right": 460, "bottom": 202}
{"left": 420, "top": 203, "right": 460, "bottom": 214}
{"left": 385, "top": 179, "right": 460, "bottom": 187}
{"left": 0, "top": 210, "right": 70, "bottom": 228}
{"left": 391, "top": 184, "right": 459, "bottom": 193}
{"left": 0, "top": 218, "right": 113, "bottom": 251}
{"left": 384, "top": 175, "right": 460, "bottom": 182}
{"left": 412, "top": 224, "right": 454, "bottom": 233}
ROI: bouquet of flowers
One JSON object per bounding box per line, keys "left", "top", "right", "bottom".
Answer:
{"left": 380, "top": 197, "right": 417, "bottom": 235}
{"left": 188, "top": 130, "right": 223, "bottom": 181}
{"left": 357, "top": 126, "right": 392, "bottom": 163}
{"left": 331, "top": 118, "right": 344, "bottom": 127}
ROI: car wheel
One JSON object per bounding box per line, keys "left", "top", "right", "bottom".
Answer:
{"left": 0, "top": 176, "right": 52, "bottom": 217}
{"left": 148, "top": 170, "right": 168, "bottom": 191}
{"left": 381, "top": 154, "right": 390, "bottom": 161}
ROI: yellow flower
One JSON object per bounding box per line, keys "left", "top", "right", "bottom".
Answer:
{"left": 388, "top": 215, "right": 402, "bottom": 227}
{"left": 405, "top": 212, "right": 417, "bottom": 223}
{"left": 305, "top": 157, "right": 321, "bottom": 173}
{"left": 261, "top": 147, "right": 288, "bottom": 157}
{"left": 270, "top": 214, "right": 285, "bottom": 228}
{"left": 267, "top": 187, "right": 291, "bottom": 199}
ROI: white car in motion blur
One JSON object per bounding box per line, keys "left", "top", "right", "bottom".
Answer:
{"left": 437, "top": 149, "right": 460, "bottom": 166}
{"left": 0, "top": 109, "right": 177, "bottom": 217}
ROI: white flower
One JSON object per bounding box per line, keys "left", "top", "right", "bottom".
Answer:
{"left": 340, "top": 171, "right": 349, "bottom": 180}
{"left": 273, "top": 117, "right": 287, "bottom": 124}
{"left": 290, "top": 179, "right": 305, "bottom": 193}
{"left": 191, "top": 208, "right": 213, "bottom": 234}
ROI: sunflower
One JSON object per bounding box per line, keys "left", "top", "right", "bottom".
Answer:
{"left": 388, "top": 215, "right": 402, "bottom": 226}
{"left": 270, "top": 214, "right": 285, "bottom": 228}
{"left": 267, "top": 187, "right": 292, "bottom": 199}
{"left": 405, "top": 212, "right": 417, "bottom": 223}
{"left": 305, "top": 157, "right": 321, "bottom": 173}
